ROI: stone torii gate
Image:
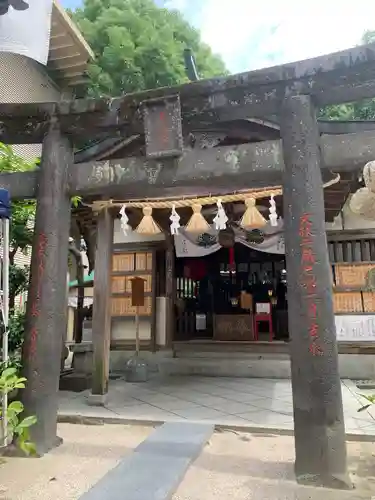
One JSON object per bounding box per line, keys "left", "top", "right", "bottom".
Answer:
{"left": 3, "top": 42, "right": 375, "bottom": 487}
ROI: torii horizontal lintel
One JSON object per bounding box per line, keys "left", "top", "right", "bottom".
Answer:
{"left": 1, "top": 130, "right": 374, "bottom": 201}
{"left": 2, "top": 42, "right": 375, "bottom": 142}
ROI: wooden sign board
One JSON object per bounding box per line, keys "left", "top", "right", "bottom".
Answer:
{"left": 335, "top": 314, "right": 375, "bottom": 342}
{"left": 214, "top": 314, "right": 254, "bottom": 341}
{"left": 130, "top": 277, "right": 146, "bottom": 307}
{"left": 240, "top": 291, "right": 253, "bottom": 311}
{"left": 143, "top": 94, "right": 183, "bottom": 159}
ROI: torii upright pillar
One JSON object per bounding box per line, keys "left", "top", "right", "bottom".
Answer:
{"left": 21, "top": 118, "right": 73, "bottom": 455}
{"left": 280, "top": 94, "right": 351, "bottom": 488}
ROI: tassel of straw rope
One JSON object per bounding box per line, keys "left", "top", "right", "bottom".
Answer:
{"left": 185, "top": 203, "right": 211, "bottom": 233}
{"left": 135, "top": 207, "right": 162, "bottom": 235}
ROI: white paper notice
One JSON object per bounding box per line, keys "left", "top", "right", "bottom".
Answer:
{"left": 335, "top": 315, "right": 375, "bottom": 342}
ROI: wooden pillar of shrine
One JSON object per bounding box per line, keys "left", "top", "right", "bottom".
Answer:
{"left": 21, "top": 118, "right": 72, "bottom": 455}
{"left": 280, "top": 94, "right": 351, "bottom": 488}
{"left": 90, "top": 208, "right": 113, "bottom": 403}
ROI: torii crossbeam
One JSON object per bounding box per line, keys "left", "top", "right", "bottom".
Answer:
{"left": 3, "top": 41, "right": 375, "bottom": 488}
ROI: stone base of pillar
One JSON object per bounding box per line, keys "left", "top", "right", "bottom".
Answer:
{"left": 3, "top": 436, "right": 63, "bottom": 458}
{"left": 295, "top": 470, "right": 353, "bottom": 490}
{"left": 87, "top": 393, "right": 108, "bottom": 406}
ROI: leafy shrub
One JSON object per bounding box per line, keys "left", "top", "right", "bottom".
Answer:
{"left": 7, "top": 310, "right": 25, "bottom": 353}
{"left": 0, "top": 367, "right": 36, "bottom": 455}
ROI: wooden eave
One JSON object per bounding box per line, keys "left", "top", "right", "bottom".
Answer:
{"left": 48, "top": 1, "right": 94, "bottom": 88}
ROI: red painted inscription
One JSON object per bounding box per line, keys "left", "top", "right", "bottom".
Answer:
{"left": 29, "top": 233, "right": 47, "bottom": 357}
{"left": 299, "top": 214, "right": 323, "bottom": 356}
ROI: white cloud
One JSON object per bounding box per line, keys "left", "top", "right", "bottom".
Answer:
{"left": 168, "top": 0, "right": 375, "bottom": 73}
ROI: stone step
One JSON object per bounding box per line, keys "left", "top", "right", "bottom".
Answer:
{"left": 356, "top": 380, "right": 375, "bottom": 390}
{"left": 159, "top": 357, "right": 292, "bottom": 378}
{"left": 174, "top": 350, "right": 290, "bottom": 360}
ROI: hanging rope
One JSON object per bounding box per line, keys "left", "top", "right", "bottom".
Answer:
{"left": 89, "top": 186, "right": 283, "bottom": 212}
{"left": 88, "top": 174, "right": 340, "bottom": 213}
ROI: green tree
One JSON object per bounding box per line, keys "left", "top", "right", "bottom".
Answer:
{"left": 0, "top": 145, "right": 83, "bottom": 352}
{"left": 0, "top": 144, "right": 36, "bottom": 312}
{"left": 0, "top": 144, "right": 37, "bottom": 354}
{"left": 70, "top": 0, "right": 227, "bottom": 98}
{"left": 320, "top": 30, "right": 375, "bottom": 121}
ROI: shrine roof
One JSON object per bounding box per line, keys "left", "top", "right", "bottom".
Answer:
{"left": 48, "top": 1, "right": 94, "bottom": 89}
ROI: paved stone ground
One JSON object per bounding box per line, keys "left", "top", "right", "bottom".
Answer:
{"left": 59, "top": 376, "right": 375, "bottom": 437}
{"left": 173, "top": 431, "right": 375, "bottom": 499}
{"left": 0, "top": 423, "right": 152, "bottom": 500}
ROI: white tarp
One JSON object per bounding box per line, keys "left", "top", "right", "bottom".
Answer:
{"left": 174, "top": 220, "right": 285, "bottom": 258}
{"left": 0, "top": 0, "right": 53, "bottom": 65}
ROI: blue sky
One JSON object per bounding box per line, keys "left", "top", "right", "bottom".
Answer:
{"left": 61, "top": 0, "right": 375, "bottom": 74}
{"left": 61, "top": 0, "right": 80, "bottom": 9}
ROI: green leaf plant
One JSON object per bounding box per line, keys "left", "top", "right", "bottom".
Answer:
{"left": 0, "top": 367, "right": 37, "bottom": 455}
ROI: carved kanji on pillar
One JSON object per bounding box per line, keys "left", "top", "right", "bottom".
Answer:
{"left": 21, "top": 118, "right": 72, "bottom": 456}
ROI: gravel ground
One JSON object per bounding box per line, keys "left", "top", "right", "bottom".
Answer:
{"left": 0, "top": 423, "right": 152, "bottom": 500}
{"left": 1, "top": 424, "right": 375, "bottom": 500}
{"left": 174, "top": 430, "right": 375, "bottom": 500}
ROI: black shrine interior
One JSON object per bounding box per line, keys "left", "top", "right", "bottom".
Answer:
{"left": 171, "top": 244, "right": 288, "bottom": 341}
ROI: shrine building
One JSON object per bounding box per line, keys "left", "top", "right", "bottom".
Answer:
{"left": 67, "top": 117, "right": 375, "bottom": 382}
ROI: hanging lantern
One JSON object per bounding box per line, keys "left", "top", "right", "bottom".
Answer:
{"left": 169, "top": 204, "right": 180, "bottom": 235}
{"left": 213, "top": 199, "right": 228, "bottom": 230}
{"left": 240, "top": 197, "right": 266, "bottom": 229}
{"left": 185, "top": 203, "right": 210, "bottom": 233}
{"left": 135, "top": 206, "right": 161, "bottom": 235}
{"left": 218, "top": 226, "right": 235, "bottom": 248}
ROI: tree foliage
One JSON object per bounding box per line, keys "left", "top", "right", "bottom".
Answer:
{"left": 320, "top": 30, "right": 375, "bottom": 121}
{"left": 0, "top": 144, "right": 37, "bottom": 312}
{"left": 0, "top": 145, "right": 83, "bottom": 351}
{"left": 70, "top": 0, "right": 227, "bottom": 98}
